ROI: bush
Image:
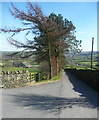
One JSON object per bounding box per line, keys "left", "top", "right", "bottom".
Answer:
{"left": 39, "top": 62, "right": 50, "bottom": 80}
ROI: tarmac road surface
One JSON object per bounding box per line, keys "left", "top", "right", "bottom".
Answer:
{"left": 1, "top": 70, "right": 99, "bottom": 118}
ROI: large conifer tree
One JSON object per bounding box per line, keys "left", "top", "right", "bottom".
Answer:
{"left": 1, "top": 3, "right": 81, "bottom": 79}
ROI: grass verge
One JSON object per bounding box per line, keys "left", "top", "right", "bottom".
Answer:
{"left": 35, "top": 71, "right": 62, "bottom": 84}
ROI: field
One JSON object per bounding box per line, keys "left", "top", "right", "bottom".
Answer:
{"left": 2, "top": 66, "right": 40, "bottom": 73}
{"left": 1, "top": 51, "right": 99, "bottom": 72}
{"left": 65, "top": 51, "right": 99, "bottom": 70}
{"left": 0, "top": 51, "right": 40, "bottom": 73}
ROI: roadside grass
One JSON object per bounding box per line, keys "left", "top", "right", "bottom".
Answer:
{"left": 35, "top": 71, "right": 62, "bottom": 84}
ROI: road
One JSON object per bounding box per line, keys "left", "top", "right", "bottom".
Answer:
{"left": 1, "top": 70, "right": 99, "bottom": 118}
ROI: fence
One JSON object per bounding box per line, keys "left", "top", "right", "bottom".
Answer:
{"left": 0, "top": 70, "right": 36, "bottom": 88}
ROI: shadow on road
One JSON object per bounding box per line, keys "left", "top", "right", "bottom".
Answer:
{"left": 9, "top": 92, "right": 96, "bottom": 114}
{"left": 5, "top": 71, "right": 98, "bottom": 115}
{"left": 65, "top": 71, "right": 99, "bottom": 108}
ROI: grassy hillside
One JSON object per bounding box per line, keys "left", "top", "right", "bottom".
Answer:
{"left": 65, "top": 51, "right": 99, "bottom": 69}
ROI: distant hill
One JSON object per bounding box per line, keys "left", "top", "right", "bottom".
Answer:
{"left": 1, "top": 51, "right": 99, "bottom": 60}
{"left": 0, "top": 51, "right": 35, "bottom": 60}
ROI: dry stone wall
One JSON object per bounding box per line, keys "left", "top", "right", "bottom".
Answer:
{"left": 0, "top": 70, "right": 36, "bottom": 88}
{"left": 65, "top": 69, "right": 99, "bottom": 91}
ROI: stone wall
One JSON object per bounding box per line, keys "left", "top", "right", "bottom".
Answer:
{"left": 0, "top": 70, "right": 36, "bottom": 88}
{"left": 65, "top": 69, "right": 99, "bottom": 91}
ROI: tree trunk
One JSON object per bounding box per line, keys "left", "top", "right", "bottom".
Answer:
{"left": 48, "top": 49, "right": 58, "bottom": 78}
{"left": 48, "top": 40, "right": 52, "bottom": 79}
{"left": 56, "top": 57, "right": 59, "bottom": 75}
{"left": 48, "top": 39, "right": 59, "bottom": 79}
{"left": 51, "top": 55, "right": 57, "bottom": 77}
{"left": 48, "top": 55, "right": 52, "bottom": 79}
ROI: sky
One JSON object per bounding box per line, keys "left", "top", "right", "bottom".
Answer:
{"left": 0, "top": 2, "right": 97, "bottom": 51}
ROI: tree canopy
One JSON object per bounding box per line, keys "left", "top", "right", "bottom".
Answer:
{"left": 0, "top": 3, "right": 82, "bottom": 79}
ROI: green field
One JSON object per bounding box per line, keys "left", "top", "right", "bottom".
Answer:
{"left": 79, "top": 61, "right": 97, "bottom": 65}
{"left": 2, "top": 66, "right": 40, "bottom": 73}
{"left": 65, "top": 51, "right": 99, "bottom": 70}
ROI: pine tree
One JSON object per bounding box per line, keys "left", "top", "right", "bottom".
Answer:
{"left": 0, "top": 3, "right": 82, "bottom": 79}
